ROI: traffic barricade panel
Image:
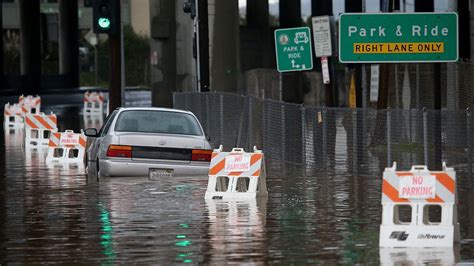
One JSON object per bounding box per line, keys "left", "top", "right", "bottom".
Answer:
{"left": 4, "top": 103, "right": 24, "bottom": 129}
{"left": 379, "top": 162, "right": 460, "bottom": 248}
{"left": 83, "top": 91, "right": 105, "bottom": 114}
{"left": 19, "top": 95, "right": 41, "bottom": 114}
{"left": 46, "top": 130, "right": 86, "bottom": 164}
{"left": 24, "top": 113, "right": 58, "bottom": 148}
{"left": 205, "top": 146, "right": 268, "bottom": 200}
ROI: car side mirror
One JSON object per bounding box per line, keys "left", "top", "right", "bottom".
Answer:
{"left": 206, "top": 135, "right": 211, "bottom": 141}
{"left": 84, "top": 128, "right": 98, "bottom": 137}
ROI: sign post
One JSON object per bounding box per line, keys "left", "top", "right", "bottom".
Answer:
{"left": 274, "top": 27, "right": 313, "bottom": 72}
{"left": 312, "top": 16, "right": 332, "bottom": 84}
{"left": 339, "top": 13, "right": 458, "bottom": 63}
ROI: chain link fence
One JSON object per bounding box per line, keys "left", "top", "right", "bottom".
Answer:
{"left": 174, "top": 92, "right": 473, "bottom": 190}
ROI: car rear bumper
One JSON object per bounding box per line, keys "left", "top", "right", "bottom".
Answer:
{"left": 99, "top": 158, "right": 210, "bottom": 177}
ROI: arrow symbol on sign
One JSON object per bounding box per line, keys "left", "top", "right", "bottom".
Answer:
{"left": 291, "top": 60, "right": 301, "bottom": 69}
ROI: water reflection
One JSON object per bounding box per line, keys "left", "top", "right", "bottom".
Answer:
{"left": 83, "top": 114, "right": 103, "bottom": 130}
{"left": 379, "top": 247, "right": 460, "bottom": 265}
{"left": 1, "top": 112, "right": 474, "bottom": 264}
{"left": 204, "top": 198, "right": 267, "bottom": 264}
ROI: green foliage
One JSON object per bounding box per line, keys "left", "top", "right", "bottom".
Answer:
{"left": 94, "top": 25, "right": 150, "bottom": 87}
{"left": 3, "top": 30, "right": 21, "bottom": 74}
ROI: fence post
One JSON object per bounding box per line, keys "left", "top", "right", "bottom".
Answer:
{"left": 281, "top": 103, "right": 286, "bottom": 172}
{"left": 301, "top": 105, "right": 306, "bottom": 176}
{"left": 467, "top": 107, "right": 472, "bottom": 187}
{"left": 416, "top": 64, "right": 420, "bottom": 109}
{"left": 387, "top": 108, "right": 392, "bottom": 167}
{"left": 248, "top": 97, "right": 253, "bottom": 150}
{"left": 236, "top": 96, "right": 247, "bottom": 148}
{"left": 353, "top": 109, "right": 358, "bottom": 176}
{"left": 423, "top": 108, "right": 428, "bottom": 166}
{"left": 322, "top": 107, "right": 327, "bottom": 171}
{"left": 205, "top": 93, "right": 210, "bottom": 136}
{"left": 220, "top": 94, "right": 224, "bottom": 146}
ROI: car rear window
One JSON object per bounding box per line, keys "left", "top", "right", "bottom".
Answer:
{"left": 115, "top": 110, "right": 203, "bottom": 136}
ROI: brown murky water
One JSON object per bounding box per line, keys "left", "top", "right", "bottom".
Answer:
{"left": 1, "top": 108, "right": 474, "bottom": 264}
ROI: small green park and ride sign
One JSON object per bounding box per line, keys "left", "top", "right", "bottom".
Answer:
{"left": 274, "top": 27, "right": 313, "bottom": 72}
{"left": 339, "top": 13, "right": 458, "bottom": 63}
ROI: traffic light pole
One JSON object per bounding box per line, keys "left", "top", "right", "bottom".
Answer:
{"left": 108, "top": 0, "right": 122, "bottom": 113}
{"left": 196, "top": 0, "right": 209, "bottom": 92}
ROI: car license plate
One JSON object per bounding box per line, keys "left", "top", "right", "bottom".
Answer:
{"left": 149, "top": 168, "right": 174, "bottom": 180}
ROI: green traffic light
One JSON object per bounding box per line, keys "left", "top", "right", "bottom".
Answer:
{"left": 98, "top": 17, "right": 111, "bottom": 29}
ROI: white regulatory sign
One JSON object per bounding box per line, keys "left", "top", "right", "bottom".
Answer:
{"left": 370, "top": 64, "right": 380, "bottom": 102}
{"left": 60, "top": 133, "right": 80, "bottom": 145}
{"left": 311, "top": 16, "right": 332, "bottom": 57}
{"left": 225, "top": 155, "right": 251, "bottom": 172}
{"left": 399, "top": 174, "right": 436, "bottom": 199}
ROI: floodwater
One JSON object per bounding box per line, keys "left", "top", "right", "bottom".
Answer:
{"left": 1, "top": 107, "right": 474, "bottom": 264}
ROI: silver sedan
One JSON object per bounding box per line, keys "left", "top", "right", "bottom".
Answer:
{"left": 84, "top": 107, "right": 212, "bottom": 178}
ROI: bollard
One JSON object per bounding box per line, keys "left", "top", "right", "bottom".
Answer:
{"left": 423, "top": 108, "right": 428, "bottom": 166}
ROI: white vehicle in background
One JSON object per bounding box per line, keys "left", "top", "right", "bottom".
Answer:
{"left": 84, "top": 107, "right": 212, "bottom": 178}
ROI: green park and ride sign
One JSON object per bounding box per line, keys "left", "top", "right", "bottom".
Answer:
{"left": 274, "top": 27, "right": 313, "bottom": 72}
{"left": 339, "top": 13, "right": 458, "bottom": 63}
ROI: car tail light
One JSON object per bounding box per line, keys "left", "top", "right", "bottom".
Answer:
{"left": 107, "top": 145, "right": 132, "bottom": 158}
{"left": 191, "top": 149, "right": 212, "bottom": 162}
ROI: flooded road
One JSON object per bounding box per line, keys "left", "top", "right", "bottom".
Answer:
{"left": 1, "top": 108, "right": 474, "bottom": 264}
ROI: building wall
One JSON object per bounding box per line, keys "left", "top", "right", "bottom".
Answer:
{"left": 130, "top": 0, "right": 150, "bottom": 36}
{"left": 1, "top": 0, "right": 134, "bottom": 30}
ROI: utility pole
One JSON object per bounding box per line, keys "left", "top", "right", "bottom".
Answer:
{"left": 108, "top": 0, "right": 122, "bottom": 112}
{"left": 458, "top": 0, "right": 471, "bottom": 61}
{"left": 377, "top": 0, "right": 392, "bottom": 110}
{"left": 184, "top": 0, "right": 209, "bottom": 92}
{"left": 0, "top": 0, "right": 3, "bottom": 92}
{"left": 345, "top": 0, "right": 363, "bottom": 107}
{"left": 197, "top": 0, "right": 209, "bottom": 92}
{"left": 415, "top": 0, "right": 441, "bottom": 169}
{"left": 312, "top": 0, "right": 334, "bottom": 107}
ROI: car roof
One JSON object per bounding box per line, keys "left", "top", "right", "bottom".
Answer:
{"left": 117, "top": 107, "right": 194, "bottom": 115}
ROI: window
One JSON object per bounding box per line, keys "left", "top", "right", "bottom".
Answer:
{"left": 99, "top": 110, "right": 119, "bottom": 137}
{"left": 115, "top": 110, "right": 203, "bottom": 136}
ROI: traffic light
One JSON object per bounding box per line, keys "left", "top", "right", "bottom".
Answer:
{"left": 183, "top": 0, "right": 196, "bottom": 19}
{"left": 93, "top": 0, "right": 119, "bottom": 35}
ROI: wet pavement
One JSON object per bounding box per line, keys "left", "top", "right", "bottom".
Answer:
{"left": 1, "top": 107, "right": 474, "bottom": 264}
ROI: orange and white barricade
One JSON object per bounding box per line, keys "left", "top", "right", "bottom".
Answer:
{"left": 4, "top": 103, "right": 24, "bottom": 129}
{"left": 205, "top": 146, "right": 268, "bottom": 200}
{"left": 380, "top": 163, "right": 460, "bottom": 247}
{"left": 46, "top": 130, "right": 87, "bottom": 164}
{"left": 24, "top": 113, "right": 58, "bottom": 148}
{"left": 83, "top": 91, "right": 104, "bottom": 114}
{"left": 19, "top": 95, "right": 41, "bottom": 114}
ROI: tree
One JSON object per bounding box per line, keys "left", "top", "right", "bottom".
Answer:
{"left": 96, "top": 25, "right": 150, "bottom": 87}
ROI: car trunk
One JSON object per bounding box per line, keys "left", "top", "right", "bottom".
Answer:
{"left": 116, "top": 132, "right": 207, "bottom": 161}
